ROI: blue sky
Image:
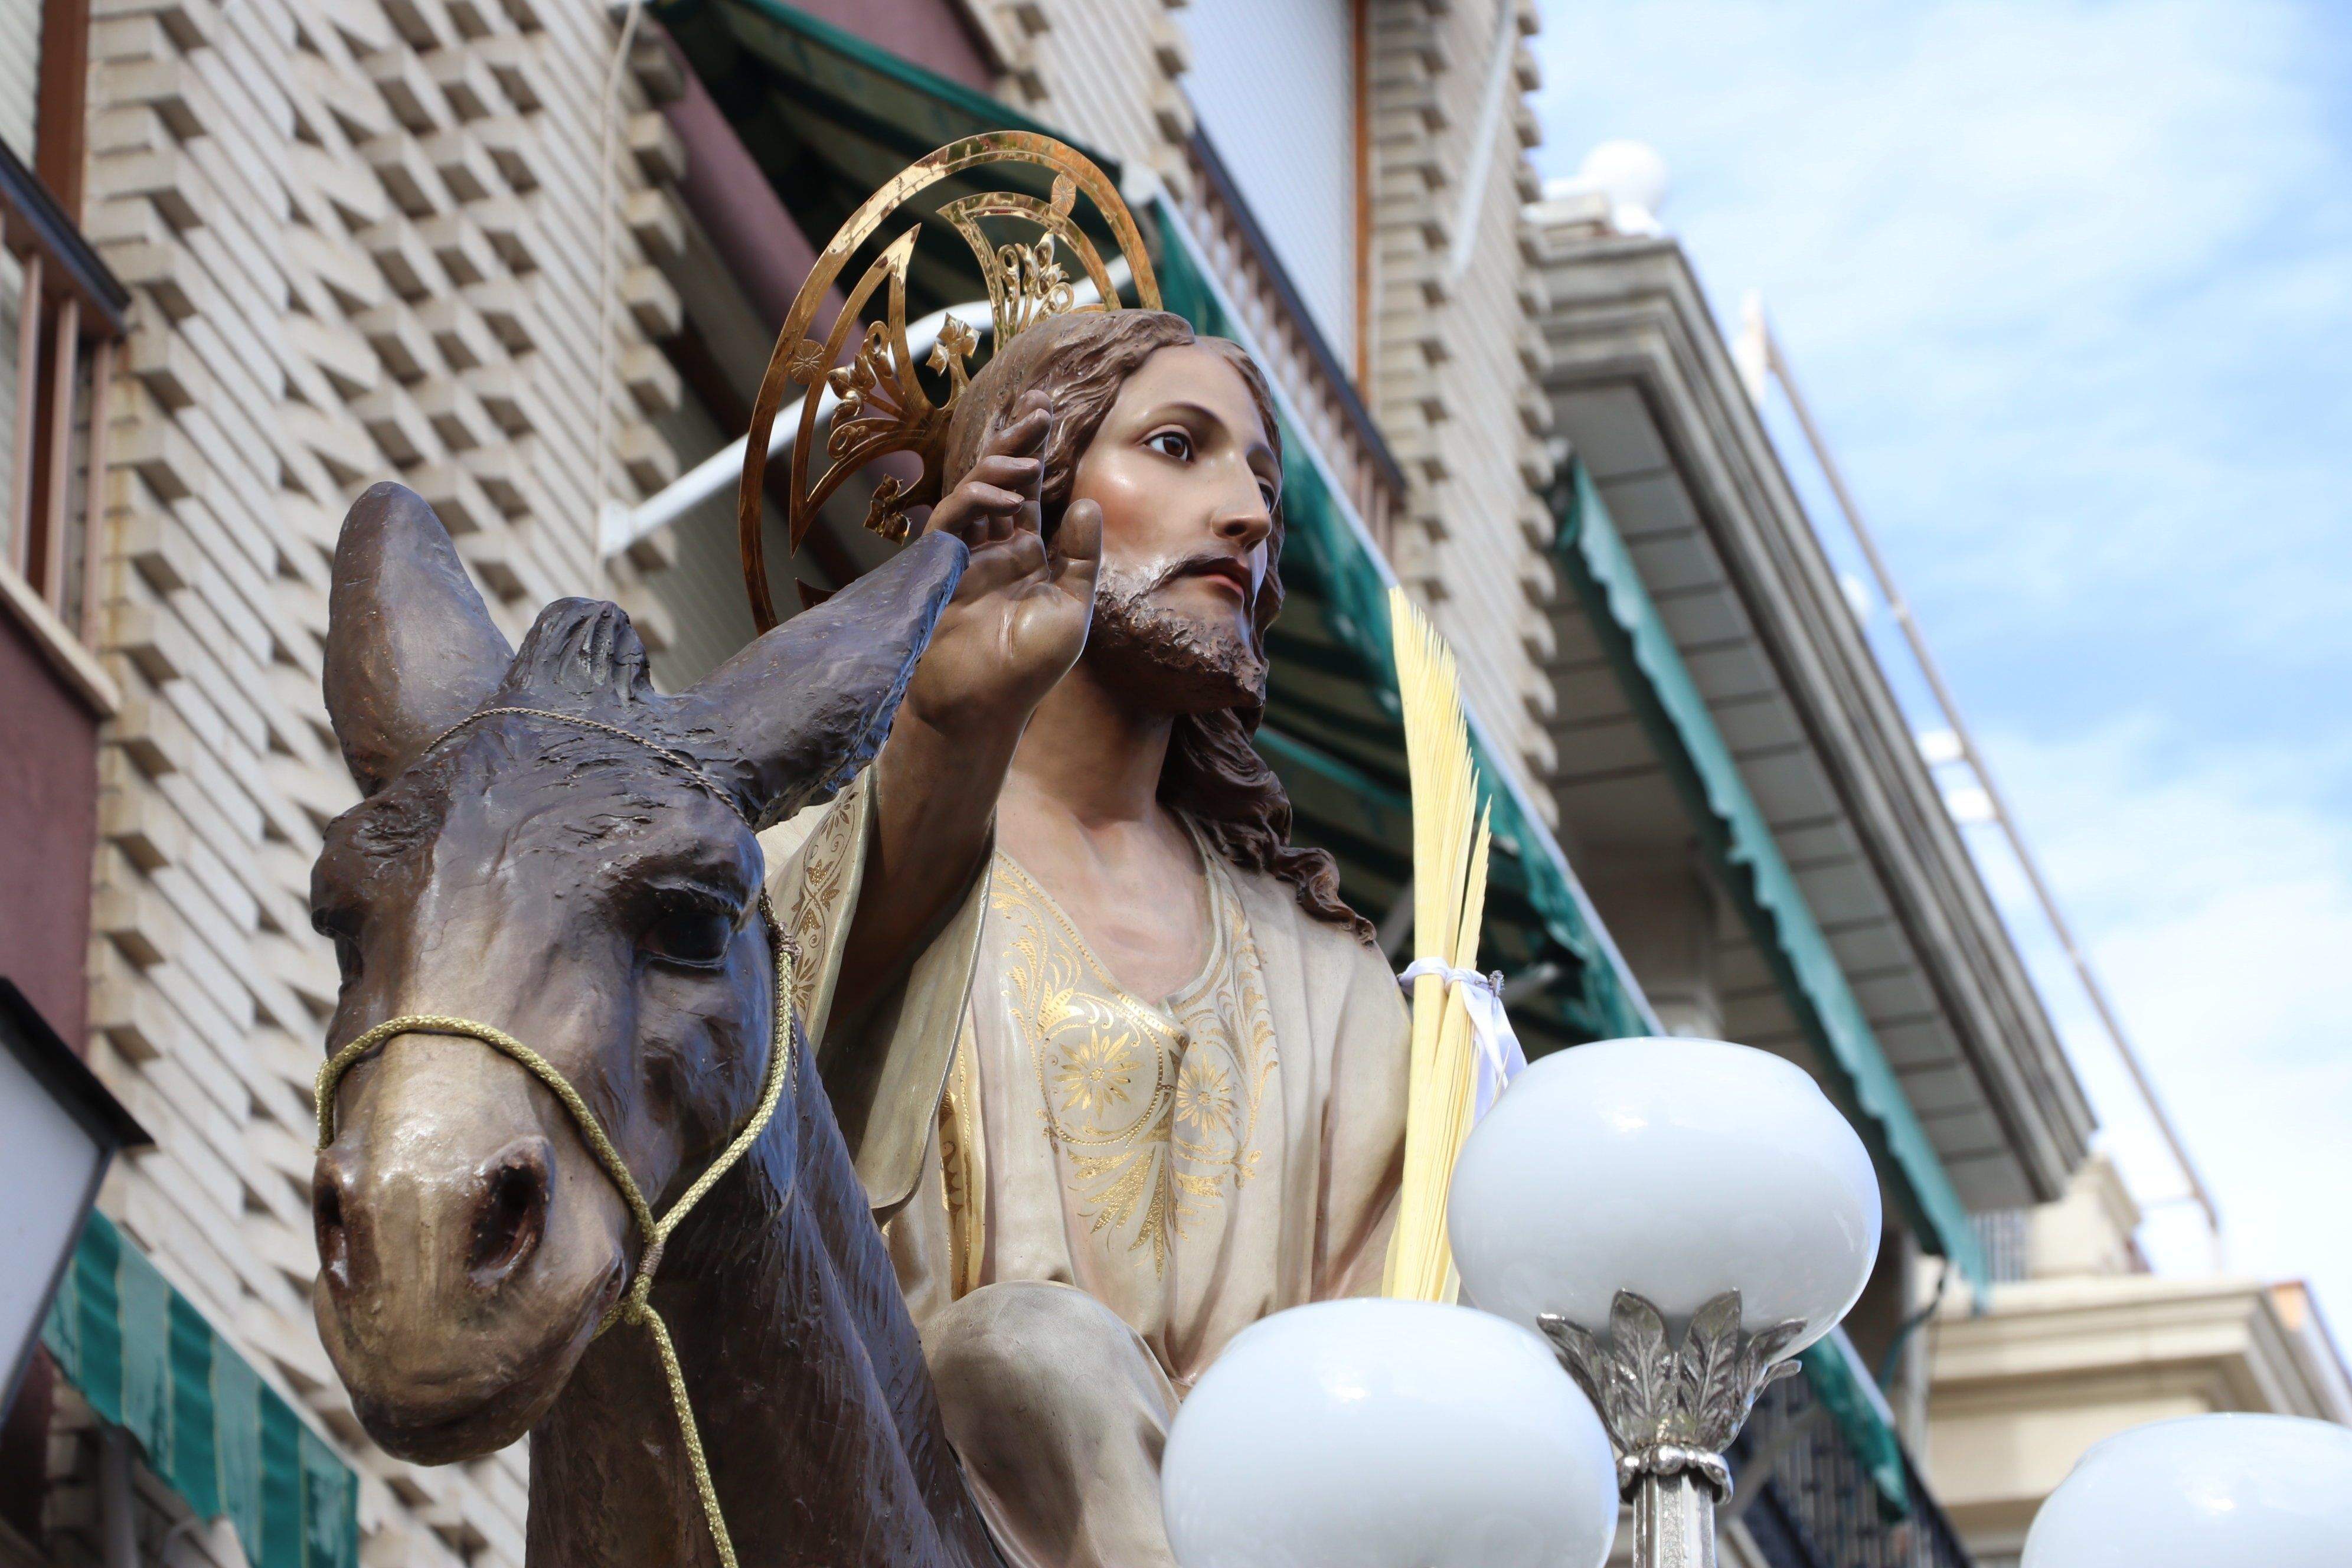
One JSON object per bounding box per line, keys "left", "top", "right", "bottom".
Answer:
{"left": 1531, "top": 1, "right": 2352, "bottom": 1327}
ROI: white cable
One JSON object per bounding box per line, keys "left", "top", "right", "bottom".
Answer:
{"left": 1445, "top": 0, "right": 1524, "bottom": 289}
{"left": 1753, "top": 301, "right": 2222, "bottom": 1249}
{"left": 594, "top": 0, "right": 647, "bottom": 585}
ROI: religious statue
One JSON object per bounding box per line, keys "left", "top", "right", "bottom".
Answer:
{"left": 752, "top": 136, "right": 1411, "bottom": 1566}
{"left": 302, "top": 136, "right": 1408, "bottom": 1568}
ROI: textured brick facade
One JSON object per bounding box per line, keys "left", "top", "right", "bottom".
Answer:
{"left": 69, "top": 0, "right": 671, "bottom": 1559}
{"left": 59, "top": 2, "right": 1556, "bottom": 1562}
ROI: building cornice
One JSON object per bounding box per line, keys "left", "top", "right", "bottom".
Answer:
{"left": 1926, "top": 1272, "right": 2352, "bottom": 1558}
{"left": 1932, "top": 1274, "right": 2352, "bottom": 1423}
{"left": 1533, "top": 228, "right": 2093, "bottom": 1203}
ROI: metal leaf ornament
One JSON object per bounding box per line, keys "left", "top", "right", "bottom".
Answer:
{"left": 1677, "top": 1292, "right": 1745, "bottom": 1452}
{"left": 1616, "top": 1291, "right": 1676, "bottom": 1445}
{"left": 1540, "top": 1288, "right": 1811, "bottom": 1499}
{"left": 1541, "top": 1315, "right": 1613, "bottom": 1424}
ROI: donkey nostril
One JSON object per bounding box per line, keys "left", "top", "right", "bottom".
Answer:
{"left": 467, "top": 1144, "right": 550, "bottom": 1286}
{"left": 313, "top": 1167, "right": 354, "bottom": 1296}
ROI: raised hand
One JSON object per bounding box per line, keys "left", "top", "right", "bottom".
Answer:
{"left": 906, "top": 390, "right": 1100, "bottom": 735}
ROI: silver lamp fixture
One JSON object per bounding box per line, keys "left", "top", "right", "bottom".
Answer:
{"left": 0, "top": 981, "right": 149, "bottom": 1413}
{"left": 1446, "top": 1037, "right": 1883, "bottom": 1568}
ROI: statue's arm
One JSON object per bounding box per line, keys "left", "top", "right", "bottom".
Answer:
{"left": 832, "top": 392, "right": 1101, "bottom": 1023}
{"left": 831, "top": 679, "right": 1022, "bottom": 1019}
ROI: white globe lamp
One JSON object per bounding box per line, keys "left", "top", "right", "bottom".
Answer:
{"left": 1446, "top": 1038, "right": 1883, "bottom": 1567}
{"left": 1161, "top": 1299, "right": 1618, "bottom": 1568}
{"left": 2021, "top": 1413, "right": 2352, "bottom": 1567}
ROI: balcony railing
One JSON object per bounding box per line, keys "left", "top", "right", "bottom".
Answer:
{"left": 1728, "top": 1371, "right": 1977, "bottom": 1568}
{"left": 2, "top": 138, "right": 127, "bottom": 658}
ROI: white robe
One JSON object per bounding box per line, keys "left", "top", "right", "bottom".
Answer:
{"left": 765, "top": 778, "right": 1409, "bottom": 1566}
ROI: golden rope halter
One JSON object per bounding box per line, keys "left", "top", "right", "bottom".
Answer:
{"left": 313, "top": 708, "right": 794, "bottom": 1568}
{"left": 736, "top": 131, "right": 1162, "bottom": 632}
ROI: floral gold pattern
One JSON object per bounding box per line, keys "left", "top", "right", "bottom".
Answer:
{"left": 989, "top": 832, "right": 1276, "bottom": 1276}
{"left": 783, "top": 780, "right": 862, "bottom": 1025}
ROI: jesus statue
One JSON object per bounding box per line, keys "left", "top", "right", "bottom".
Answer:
{"left": 762, "top": 302, "right": 1409, "bottom": 1564}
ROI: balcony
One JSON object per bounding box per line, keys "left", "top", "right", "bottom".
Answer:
{"left": 1730, "top": 1373, "right": 1975, "bottom": 1568}
{"left": 2, "top": 137, "right": 125, "bottom": 701}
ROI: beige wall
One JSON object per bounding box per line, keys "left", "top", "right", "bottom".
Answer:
{"left": 1365, "top": 0, "right": 1560, "bottom": 804}
{"left": 0, "top": 0, "right": 30, "bottom": 528}
{"left": 72, "top": 1, "right": 674, "bottom": 1561}
{"left": 1923, "top": 1160, "right": 2352, "bottom": 1564}
{"left": 1, "top": 0, "right": 37, "bottom": 157}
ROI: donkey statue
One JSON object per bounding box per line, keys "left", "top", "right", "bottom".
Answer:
{"left": 307, "top": 482, "right": 1001, "bottom": 1567}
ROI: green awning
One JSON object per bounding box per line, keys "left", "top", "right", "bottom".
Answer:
{"left": 1152, "top": 205, "right": 1652, "bottom": 1053}
{"left": 42, "top": 1211, "right": 360, "bottom": 1568}
{"left": 1798, "top": 1331, "right": 1911, "bottom": 1517}
{"left": 1551, "top": 462, "right": 1987, "bottom": 1289}
{"left": 655, "top": 0, "right": 1129, "bottom": 320}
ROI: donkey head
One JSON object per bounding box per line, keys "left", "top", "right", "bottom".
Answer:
{"left": 308, "top": 483, "right": 962, "bottom": 1462}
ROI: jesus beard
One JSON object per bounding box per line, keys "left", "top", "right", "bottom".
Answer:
{"left": 1083, "top": 558, "right": 1269, "bottom": 717}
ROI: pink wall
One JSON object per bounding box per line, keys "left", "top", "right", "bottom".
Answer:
{"left": 789, "top": 0, "right": 995, "bottom": 92}
{"left": 0, "top": 611, "right": 98, "bottom": 1046}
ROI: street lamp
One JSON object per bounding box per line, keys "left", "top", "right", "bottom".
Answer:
{"left": 1161, "top": 1298, "right": 1620, "bottom": 1568}
{"left": 0, "top": 980, "right": 149, "bottom": 1413}
{"left": 2020, "top": 1413, "right": 2352, "bottom": 1567}
{"left": 1446, "top": 1037, "right": 1882, "bottom": 1568}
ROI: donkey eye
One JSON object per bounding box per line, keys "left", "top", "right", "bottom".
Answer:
{"left": 643, "top": 908, "right": 733, "bottom": 969}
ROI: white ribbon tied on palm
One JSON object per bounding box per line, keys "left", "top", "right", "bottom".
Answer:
{"left": 1396, "top": 960, "right": 1528, "bottom": 1122}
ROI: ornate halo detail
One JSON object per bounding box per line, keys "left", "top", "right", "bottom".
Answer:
{"left": 737, "top": 132, "right": 1161, "bottom": 632}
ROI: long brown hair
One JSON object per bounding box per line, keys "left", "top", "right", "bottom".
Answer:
{"left": 943, "top": 311, "right": 1372, "bottom": 940}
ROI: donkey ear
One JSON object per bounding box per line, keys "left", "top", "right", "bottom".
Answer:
{"left": 678, "top": 530, "right": 968, "bottom": 828}
{"left": 325, "top": 483, "right": 514, "bottom": 794}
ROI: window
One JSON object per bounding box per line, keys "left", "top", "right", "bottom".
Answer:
{"left": 1, "top": 139, "right": 123, "bottom": 651}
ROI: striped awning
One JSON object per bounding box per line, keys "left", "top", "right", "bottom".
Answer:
{"left": 41, "top": 1211, "right": 360, "bottom": 1568}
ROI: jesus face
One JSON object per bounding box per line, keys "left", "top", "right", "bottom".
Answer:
{"left": 1066, "top": 342, "right": 1282, "bottom": 715}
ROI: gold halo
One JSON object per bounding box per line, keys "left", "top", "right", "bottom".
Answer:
{"left": 737, "top": 132, "right": 1161, "bottom": 632}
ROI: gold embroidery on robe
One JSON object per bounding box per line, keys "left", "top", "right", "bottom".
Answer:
{"left": 785, "top": 780, "right": 861, "bottom": 1022}
{"left": 939, "top": 1020, "right": 986, "bottom": 1296}
{"left": 986, "top": 833, "right": 1278, "bottom": 1277}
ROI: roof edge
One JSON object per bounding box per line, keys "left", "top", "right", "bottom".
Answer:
{"left": 1531, "top": 224, "right": 2096, "bottom": 1202}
